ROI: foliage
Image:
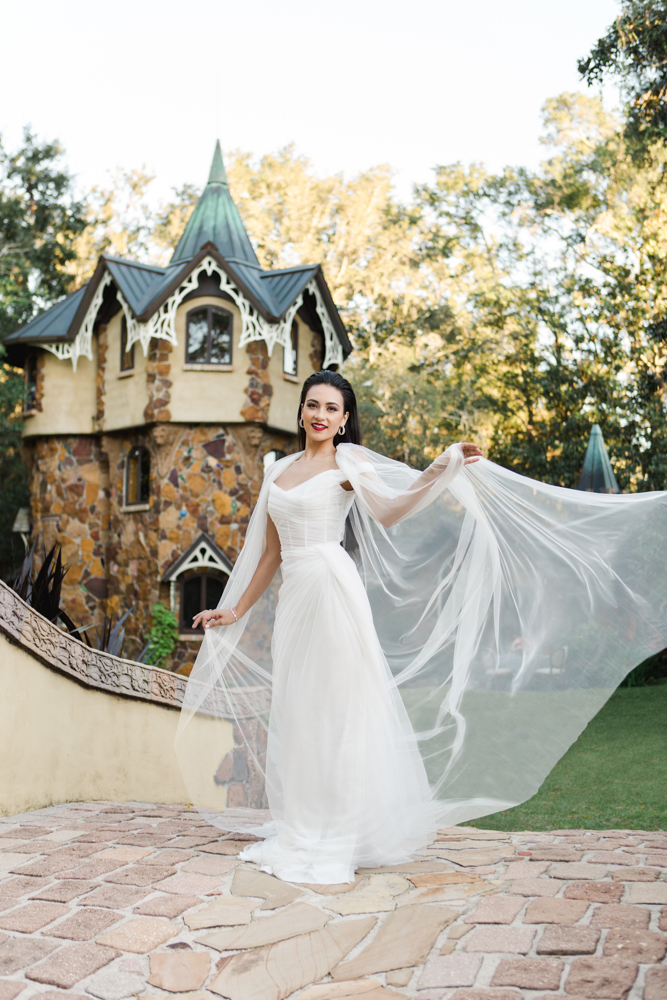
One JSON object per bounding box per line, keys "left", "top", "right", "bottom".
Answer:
{"left": 386, "top": 92, "right": 667, "bottom": 490}
{"left": 0, "top": 128, "right": 86, "bottom": 337}
{"left": 11, "top": 541, "right": 78, "bottom": 633}
{"left": 47, "top": 103, "right": 667, "bottom": 490}
{"left": 69, "top": 167, "right": 172, "bottom": 285}
{"left": 474, "top": 685, "right": 667, "bottom": 830}
{"left": 83, "top": 606, "right": 135, "bottom": 658}
{"left": 579, "top": 0, "right": 667, "bottom": 150}
{"left": 0, "top": 347, "right": 29, "bottom": 580}
{"left": 0, "top": 129, "right": 85, "bottom": 578}
{"left": 620, "top": 648, "right": 667, "bottom": 686}
{"left": 139, "top": 603, "right": 179, "bottom": 667}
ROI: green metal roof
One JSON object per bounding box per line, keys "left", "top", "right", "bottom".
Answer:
{"left": 3, "top": 284, "right": 88, "bottom": 345}
{"left": 578, "top": 424, "right": 620, "bottom": 493}
{"left": 170, "top": 141, "right": 260, "bottom": 268}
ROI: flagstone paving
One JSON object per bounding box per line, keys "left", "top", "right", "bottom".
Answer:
{"left": 0, "top": 804, "right": 665, "bottom": 1000}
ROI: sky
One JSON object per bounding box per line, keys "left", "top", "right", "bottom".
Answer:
{"left": 0, "top": 0, "right": 621, "bottom": 203}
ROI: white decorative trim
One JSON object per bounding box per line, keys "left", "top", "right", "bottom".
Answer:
{"left": 309, "top": 280, "right": 344, "bottom": 369}
{"left": 168, "top": 536, "right": 232, "bottom": 581}
{"left": 116, "top": 287, "right": 143, "bottom": 353}
{"left": 43, "top": 273, "right": 112, "bottom": 371}
{"left": 40, "top": 259, "right": 344, "bottom": 370}
{"left": 237, "top": 277, "right": 343, "bottom": 367}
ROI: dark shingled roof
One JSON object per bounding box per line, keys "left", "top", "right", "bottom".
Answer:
{"left": 3, "top": 143, "right": 350, "bottom": 360}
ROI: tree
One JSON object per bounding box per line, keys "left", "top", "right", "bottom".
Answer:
{"left": 580, "top": 0, "right": 667, "bottom": 150}
{"left": 68, "top": 124, "right": 667, "bottom": 490}
{"left": 0, "top": 129, "right": 86, "bottom": 578}
{"left": 69, "top": 167, "right": 161, "bottom": 284}
{"left": 0, "top": 347, "right": 30, "bottom": 580}
{"left": 0, "top": 128, "right": 86, "bottom": 336}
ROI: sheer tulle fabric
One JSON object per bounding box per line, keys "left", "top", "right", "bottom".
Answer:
{"left": 176, "top": 444, "right": 667, "bottom": 882}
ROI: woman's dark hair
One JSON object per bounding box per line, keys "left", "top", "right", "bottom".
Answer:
{"left": 297, "top": 370, "right": 361, "bottom": 450}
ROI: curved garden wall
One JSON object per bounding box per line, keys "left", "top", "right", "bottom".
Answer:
{"left": 0, "top": 581, "right": 234, "bottom": 816}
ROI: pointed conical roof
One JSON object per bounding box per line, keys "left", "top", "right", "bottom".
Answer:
{"left": 578, "top": 424, "right": 620, "bottom": 493}
{"left": 170, "top": 141, "right": 259, "bottom": 267}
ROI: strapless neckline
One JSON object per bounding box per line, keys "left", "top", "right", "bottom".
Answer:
{"left": 271, "top": 468, "right": 342, "bottom": 495}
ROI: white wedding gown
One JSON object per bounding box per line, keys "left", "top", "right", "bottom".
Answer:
{"left": 176, "top": 443, "right": 667, "bottom": 885}
{"left": 238, "top": 469, "right": 434, "bottom": 883}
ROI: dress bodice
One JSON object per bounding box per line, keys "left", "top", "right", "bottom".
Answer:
{"left": 268, "top": 469, "right": 355, "bottom": 555}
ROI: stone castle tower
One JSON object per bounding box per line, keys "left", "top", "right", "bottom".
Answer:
{"left": 4, "top": 142, "right": 351, "bottom": 671}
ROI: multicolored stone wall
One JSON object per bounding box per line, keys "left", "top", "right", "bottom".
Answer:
{"left": 241, "top": 341, "right": 272, "bottom": 423}
{"left": 25, "top": 435, "right": 110, "bottom": 626}
{"left": 26, "top": 422, "right": 294, "bottom": 671}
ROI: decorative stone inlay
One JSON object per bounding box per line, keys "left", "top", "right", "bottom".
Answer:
{"left": 331, "top": 903, "right": 456, "bottom": 977}
{"left": 147, "top": 951, "right": 210, "bottom": 992}
{"left": 208, "top": 917, "right": 376, "bottom": 1000}
{"left": 322, "top": 874, "right": 410, "bottom": 915}
{"left": 0, "top": 579, "right": 185, "bottom": 708}
{"left": 199, "top": 902, "right": 330, "bottom": 950}
{"left": 184, "top": 896, "right": 256, "bottom": 929}
{"left": 230, "top": 867, "right": 303, "bottom": 910}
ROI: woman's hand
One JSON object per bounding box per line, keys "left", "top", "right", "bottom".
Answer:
{"left": 431, "top": 442, "right": 483, "bottom": 473}
{"left": 461, "top": 442, "right": 483, "bottom": 464}
{"left": 192, "top": 608, "right": 237, "bottom": 630}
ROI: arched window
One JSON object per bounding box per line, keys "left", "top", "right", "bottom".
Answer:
{"left": 125, "top": 446, "right": 150, "bottom": 506}
{"left": 186, "top": 306, "right": 233, "bottom": 365}
{"left": 180, "top": 570, "right": 229, "bottom": 633}
{"left": 283, "top": 319, "right": 298, "bottom": 376}
{"left": 120, "top": 316, "right": 135, "bottom": 372}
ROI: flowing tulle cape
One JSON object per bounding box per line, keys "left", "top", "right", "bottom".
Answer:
{"left": 175, "top": 443, "right": 667, "bottom": 829}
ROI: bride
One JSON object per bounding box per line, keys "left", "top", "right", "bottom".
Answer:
{"left": 177, "top": 370, "right": 667, "bottom": 884}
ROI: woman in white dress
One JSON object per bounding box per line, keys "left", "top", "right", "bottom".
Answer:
{"left": 177, "top": 371, "right": 667, "bottom": 884}
{"left": 190, "top": 371, "right": 481, "bottom": 884}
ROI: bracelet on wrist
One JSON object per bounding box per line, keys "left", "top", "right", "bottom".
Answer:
{"left": 229, "top": 607, "right": 238, "bottom": 623}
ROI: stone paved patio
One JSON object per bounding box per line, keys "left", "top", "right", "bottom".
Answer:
{"left": 0, "top": 802, "right": 665, "bottom": 1000}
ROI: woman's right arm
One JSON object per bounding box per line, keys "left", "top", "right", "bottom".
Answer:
{"left": 192, "top": 514, "right": 282, "bottom": 630}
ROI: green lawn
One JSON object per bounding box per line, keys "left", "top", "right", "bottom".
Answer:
{"left": 471, "top": 685, "right": 667, "bottom": 831}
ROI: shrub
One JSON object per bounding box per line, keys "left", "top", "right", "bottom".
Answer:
{"left": 139, "top": 603, "right": 178, "bottom": 668}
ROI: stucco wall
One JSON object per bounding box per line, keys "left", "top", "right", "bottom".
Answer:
{"left": 23, "top": 348, "right": 97, "bottom": 438}
{"left": 169, "top": 296, "right": 251, "bottom": 425}
{"left": 104, "top": 311, "right": 150, "bottom": 432}
{"left": 0, "top": 629, "right": 232, "bottom": 817}
{"left": 22, "top": 303, "right": 317, "bottom": 439}
{"left": 168, "top": 297, "right": 308, "bottom": 432}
